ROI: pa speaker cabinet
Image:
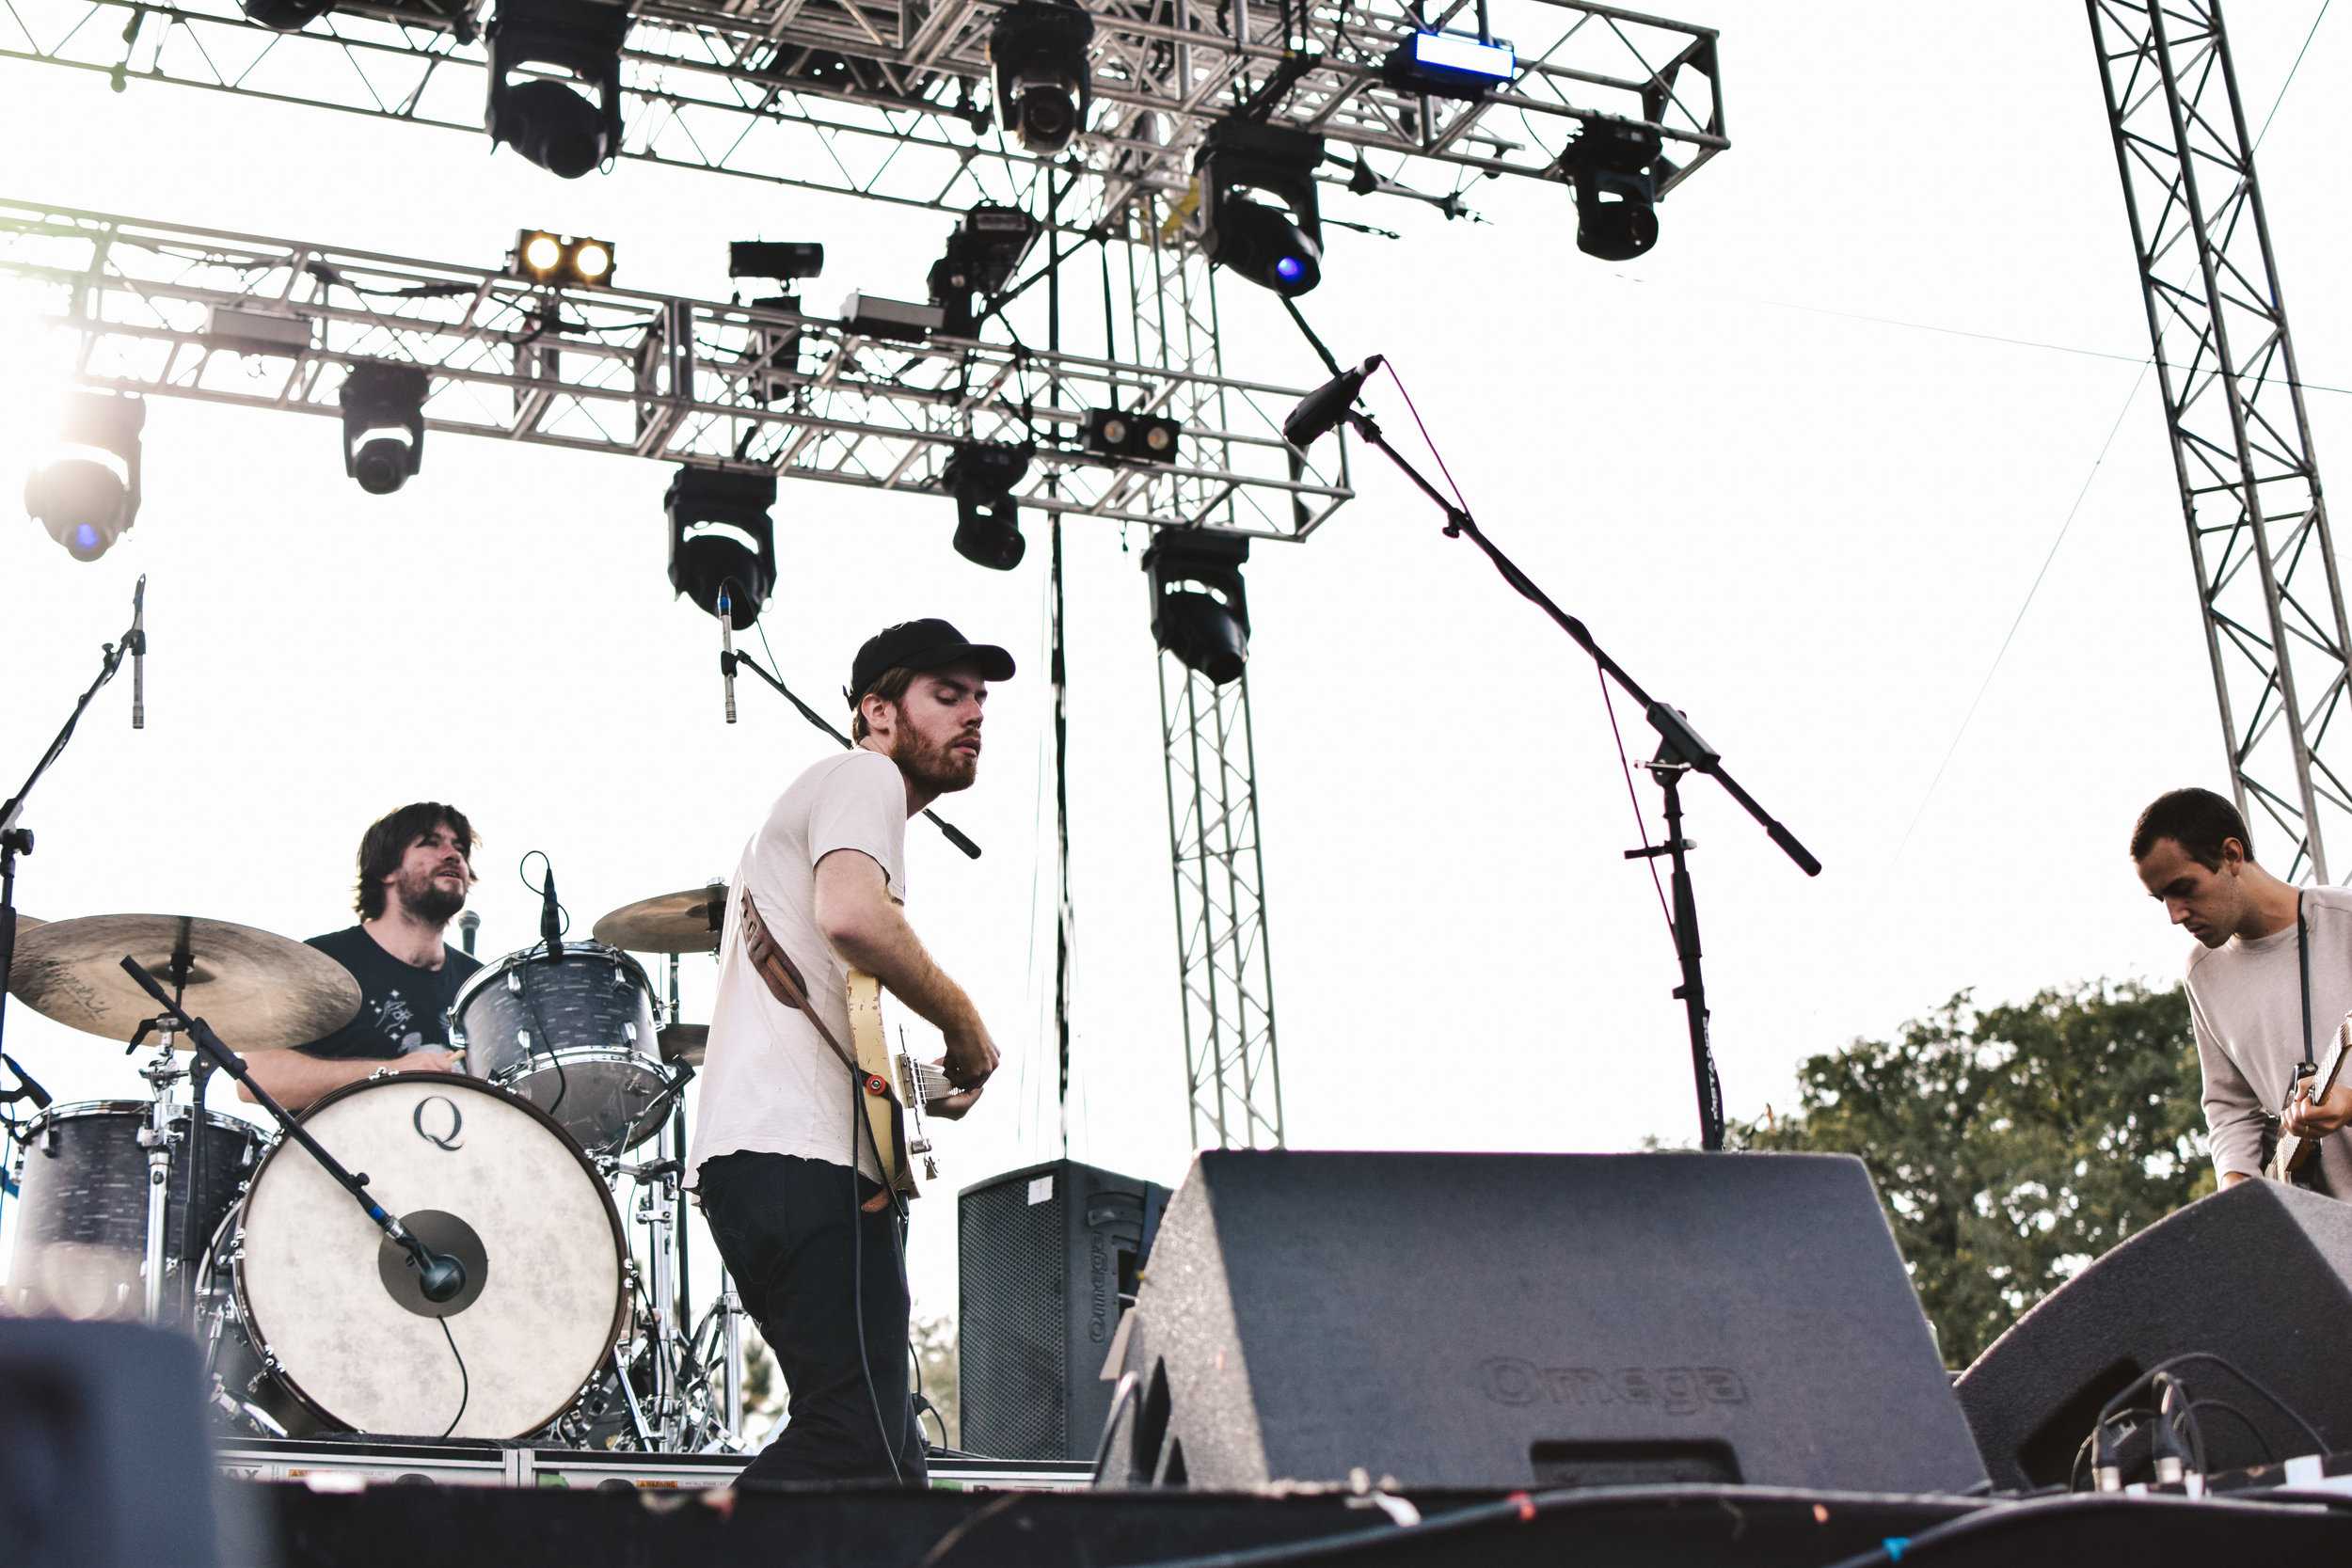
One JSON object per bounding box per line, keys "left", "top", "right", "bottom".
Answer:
{"left": 1958, "top": 1180, "right": 2352, "bottom": 1490}
{"left": 960, "top": 1159, "right": 1171, "bottom": 1462}
{"left": 1098, "top": 1150, "right": 1988, "bottom": 1494}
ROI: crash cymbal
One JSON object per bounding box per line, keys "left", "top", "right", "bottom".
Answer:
{"left": 593, "top": 883, "right": 728, "bottom": 954}
{"left": 10, "top": 913, "right": 361, "bottom": 1050}
{"left": 658, "top": 1022, "right": 707, "bottom": 1066}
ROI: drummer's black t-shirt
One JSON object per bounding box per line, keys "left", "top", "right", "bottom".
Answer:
{"left": 295, "top": 926, "right": 483, "bottom": 1060}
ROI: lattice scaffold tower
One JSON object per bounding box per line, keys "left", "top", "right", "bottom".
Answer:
{"left": 2088, "top": 0, "right": 2351, "bottom": 882}
{"left": 0, "top": 0, "right": 1729, "bottom": 1148}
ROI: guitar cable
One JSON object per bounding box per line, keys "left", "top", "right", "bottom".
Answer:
{"left": 848, "top": 1082, "right": 911, "bottom": 1485}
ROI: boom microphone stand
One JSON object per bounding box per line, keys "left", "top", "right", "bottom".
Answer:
{"left": 1299, "top": 377, "right": 1821, "bottom": 1151}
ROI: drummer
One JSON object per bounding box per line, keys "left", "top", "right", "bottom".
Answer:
{"left": 239, "top": 802, "right": 485, "bottom": 1112}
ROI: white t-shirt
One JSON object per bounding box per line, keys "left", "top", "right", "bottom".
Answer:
{"left": 689, "top": 748, "right": 909, "bottom": 1186}
{"left": 2185, "top": 882, "right": 2352, "bottom": 1194}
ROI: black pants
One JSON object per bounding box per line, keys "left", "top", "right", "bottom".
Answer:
{"left": 697, "top": 1151, "right": 927, "bottom": 1486}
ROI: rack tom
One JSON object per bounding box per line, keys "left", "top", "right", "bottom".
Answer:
{"left": 449, "top": 942, "right": 668, "bottom": 1155}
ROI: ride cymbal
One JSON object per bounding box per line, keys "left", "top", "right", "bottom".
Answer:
{"left": 592, "top": 883, "right": 728, "bottom": 954}
{"left": 10, "top": 913, "right": 362, "bottom": 1050}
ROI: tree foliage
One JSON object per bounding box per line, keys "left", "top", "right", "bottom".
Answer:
{"left": 1738, "top": 980, "right": 2212, "bottom": 1366}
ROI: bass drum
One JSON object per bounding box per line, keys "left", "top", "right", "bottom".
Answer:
{"left": 216, "top": 1073, "right": 626, "bottom": 1440}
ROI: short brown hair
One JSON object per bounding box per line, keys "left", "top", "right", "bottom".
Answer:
{"left": 850, "top": 666, "right": 919, "bottom": 741}
{"left": 356, "top": 802, "right": 477, "bottom": 919}
{"left": 2130, "top": 787, "right": 2250, "bottom": 869}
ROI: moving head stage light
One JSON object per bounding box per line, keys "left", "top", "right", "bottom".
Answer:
{"left": 666, "top": 467, "right": 778, "bottom": 627}
{"left": 340, "top": 362, "right": 430, "bottom": 496}
{"left": 1564, "top": 115, "right": 1663, "bottom": 261}
{"left": 486, "top": 0, "right": 630, "bottom": 180}
{"left": 240, "top": 0, "right": 335, "bottom": 29}
{"left": 990, "top": 1, "right": 1095, "bottom": 156}
{"left": 1146, "top": 529, "right": 1250, "bottom": 684}
{"left": 1196, "top": 119, "right": 1325, "bottom": 297}
{"left": 25, "top": 390, "right": 144, "bottom": 562}
{"left": 941, "top": 442, "right": 1033, "bottom": 571}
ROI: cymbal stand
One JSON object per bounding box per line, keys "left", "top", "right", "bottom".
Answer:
{"left": 135, "top": 1035, "right": 186, "bottom": 1325}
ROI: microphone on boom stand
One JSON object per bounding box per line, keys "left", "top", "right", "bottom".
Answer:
{"left": 1282, "top": 356, "right": 1384, "bottom": 450}
{"left": 718, "top": 587, "right": 739, "bottom": 725}
{"left": 457, "top": 910, "right": 480, "bottom": 958}
{"left": 129, "top": 574, "right": 147, "bottom": 731}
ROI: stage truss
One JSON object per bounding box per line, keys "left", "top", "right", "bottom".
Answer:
{"left": 2088, "top": 0, "right": 2352, "bottom": 882}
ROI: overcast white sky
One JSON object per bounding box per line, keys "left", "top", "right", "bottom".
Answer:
{"left": 2, "top": 3, "right": 2346, "bottom": 1330}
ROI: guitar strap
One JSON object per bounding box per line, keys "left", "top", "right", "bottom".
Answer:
{"left": 2300, "top": 891, "right": 2315, "bottom": 1072}
{"left": 736, "top": 885, "right": 895, "bottom": 1106}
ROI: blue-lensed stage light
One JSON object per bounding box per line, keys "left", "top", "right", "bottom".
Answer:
{"left": 1385, "top": 31, "right": 1515, "bottom": 98}
{"left": 24, "top": 391, "right": 144, "bottom": 562}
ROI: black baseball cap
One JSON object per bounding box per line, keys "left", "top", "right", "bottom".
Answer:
{"left": 847, "top": 618, "right": 1016, "bottom": 707}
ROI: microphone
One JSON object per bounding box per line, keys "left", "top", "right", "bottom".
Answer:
{"left": 1282, "top": 355, "right": 1383, "bottom": 450}
{"left": 457, "top": 910, "right": 480, "bottom": 957}
{"left": 0, "top": 1050, "right": 54, "bottom": 1112}
{"left": 130, "top": 574, "right": 147, "bottom": 731}
{"left": 540, "top": 862, "right": 564, "bottom": 963}
{"left": 718, "top": 587, "right": 738, "bottom": 725}
{"left": 415, "top": 1249, "right": 467, "bottom": 1305}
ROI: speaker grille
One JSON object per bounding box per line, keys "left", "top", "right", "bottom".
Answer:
{"left": 959, "top": 1169, "right": 1072, "bottom": 1460}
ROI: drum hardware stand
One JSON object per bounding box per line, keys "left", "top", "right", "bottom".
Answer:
{"left": 134, "top": 1034, "right": 188, "bottom": 1324}
{"left": 0, "top": 578, "right": 144, "bottom": 1069}
{"left": 1317, "top": 391, "right": 1825, "bottom": 1152}
{"left": 117, "top": 956, "right": 469, "bottom": 1304}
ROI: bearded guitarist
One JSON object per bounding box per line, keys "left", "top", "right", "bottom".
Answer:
{"left": 2133, "top": 788, "right": 2352, "bottom": 1196}
{"left": 690, "top": 619, "right": 1009, "bottom": 1486}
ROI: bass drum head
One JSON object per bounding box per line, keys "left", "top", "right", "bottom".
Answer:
{"left": 234, "top": 1073, "right": 625, "bottom": 1440}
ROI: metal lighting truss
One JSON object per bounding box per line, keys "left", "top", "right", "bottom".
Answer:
{"left": 0, "top": 199, "right": 1345, "bottom": 537}
{"left": 2088, "top": 0, "right": 2351, "bottom": 880}
{"left": 0, "top": 0, "right": 1725, "bottom": 230}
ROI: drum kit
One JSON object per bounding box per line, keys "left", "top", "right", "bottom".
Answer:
{"left": 0, "top": 882, "right": 751, "bottom": 1452}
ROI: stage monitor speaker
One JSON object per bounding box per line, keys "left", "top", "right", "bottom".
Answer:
{"left": 1096, "top": 1150, "right": 1989, "bottom": 1495}
{"left": 960, "top": 1159, "right": 1171, "bottom": 1462}
{"left": 0, "top": 1318, "right": 224, "bottom": 1568}
{"left": 1957, "top": 1180, "right": 2352, "bottom": 1491}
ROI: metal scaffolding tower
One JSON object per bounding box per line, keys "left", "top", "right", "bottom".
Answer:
{"left": 2088, "top": 0, "right": 2351, "bottom": 880}
{"left": 0, "top": 0, "right": 1729, "bottom": 1148}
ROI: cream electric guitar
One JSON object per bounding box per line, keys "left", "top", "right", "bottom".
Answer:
{"left": 846, "top": 969, "right": 957, "bottom": 1199}
{"left": 2263, "top": 1009, "right": 2352, "bottom": 1186}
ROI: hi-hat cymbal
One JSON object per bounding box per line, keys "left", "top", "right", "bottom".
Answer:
{"left": 658, "top": 1022, "right": 707, "bottom": 1066}
{"left": 10, "top": 913, "right": 362, "bottom": 1050}
{"left": 593, "top": 883, "right": 728, "bottom": 954}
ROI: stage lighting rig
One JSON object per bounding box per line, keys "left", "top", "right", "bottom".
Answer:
{"left": 989, "top": 2, "right": 1095, "bottom": 156}
{"left": 24, "top": 390, "right": 144, "bottom": 562}
{"left": 339, "top": 362, "right": 429, "bottom": 496}
{"left": 1087, "top": 407, "right": 1180, "bottom": 465}
{"left": 1196, "top": 119, "right": 1325, "bottom": 297}
{"left": 928, "top": 205, "right": 1041, "bottom": 337}
{"left": 512, "top": 230, "right": 615, "bottom": 287}
{"left": 1383, "top": 31, "right": 1516, "bottom": 100}
{"left": 485, "top": 0, "right": 629, "bottom": 180}
{"left": 240, "top": 0, "right": 335, "bottom": 29}
{"left": 666, "top": 467, "right": 778, "bottom": 627}
{"left": 1563, "top": 116, "right": 1663, "bottom": 261}
{"left": 1146, "top": 529, "right": 1250, "bottom": 684}
{"left": 941, "top": 442, "right": 1032, "bottom": 571}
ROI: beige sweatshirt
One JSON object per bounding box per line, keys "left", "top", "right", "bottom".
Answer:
{"left": 2184, "top": 882, "right": 2352, "bottom": 1196}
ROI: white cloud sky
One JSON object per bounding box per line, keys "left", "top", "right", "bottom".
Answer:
{"left": 1, "top": 2, "right": 2344, "bottom": 1335}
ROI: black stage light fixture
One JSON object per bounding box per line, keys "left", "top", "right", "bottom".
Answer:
{"left": 666, "top": 467, "right": 778, "bottom": 627}
{"left": 24, "top": 390, "right": 144, "bottom": 562}
{"left": 1196, "top": 118, "right": 1325, "bottom": 297}
{"left": 485, "top": 0, "right": 629, "bottom": 180}
{"left": 1087, "top": 407, "right": 1180, "bottom": 465}
{"left": 1146, "top": 529, "right": 1250, "bottom": 684}
{"left": 928, "top": 205, "right": 1041, "bottom": 337}
{"left": 240, "top": 0, "right": 336, "bottom": 29}
{"left": 339, "top": 362, "right": 430, "bottom": 496}
{"left": 990, "top": 1, "right": 1095, "bottom": 156}
{"left": 941, "top": 442, "right": 1033, "bottom": 571}
{"left": 729, "top": 241, "right": 825, "bottom": 282}
{"left": 513, "top": 229, "right": 616, "bottom": 287}
{"left": 1564, "top": 115, "right": 1663, "bottom": 261}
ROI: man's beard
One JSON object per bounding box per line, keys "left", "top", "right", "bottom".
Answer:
{"left": 396, "top": 868, "right": 469, "bottom": 926}
{"left": 889, "top": 726, "right": 977, "bottom": 795}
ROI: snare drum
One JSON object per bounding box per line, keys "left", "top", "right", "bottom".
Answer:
{"left": 209, "top": 1072, "right": 627, "bottom": 1440}
{"left": 450, "top": 942, "right": 669, "bottom": 1155}
{"left": 3, "top": 1100, "right": 265, "bottom": 1321}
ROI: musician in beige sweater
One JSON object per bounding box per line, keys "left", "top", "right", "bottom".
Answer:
{"left": 2133, "top": 787, "right": 2352, "bottom": 1196}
